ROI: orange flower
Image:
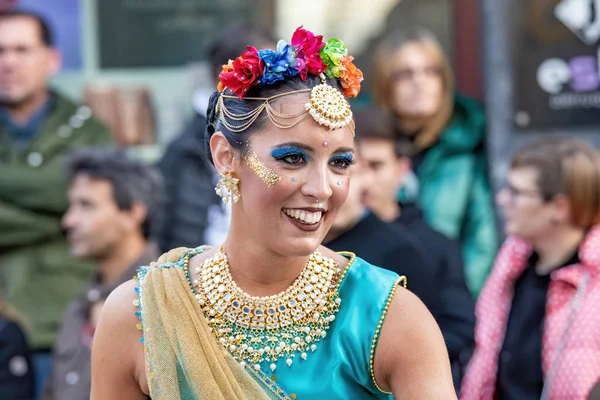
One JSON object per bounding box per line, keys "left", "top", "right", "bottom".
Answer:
{"left": 217, "top": 60, "right": 235, "bottom": 92}
{"left": 339, "top": 56, "right": 363, "bottom": 98}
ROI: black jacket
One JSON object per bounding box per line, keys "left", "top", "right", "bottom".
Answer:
{"left": 395, "top": 203, "right": 475, "bottom": 389}
{"left": 325, "top": 212, "right": 442, "bottom": 318}
{"left": 154, "top": 114, "right": 221, "bottom": 252}
{"left": 0, "top": 318, "right": 34, "bottom": 400}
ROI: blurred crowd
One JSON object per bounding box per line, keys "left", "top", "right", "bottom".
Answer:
{"left": 1, "top": 8, "right": 600, "bottom": 400}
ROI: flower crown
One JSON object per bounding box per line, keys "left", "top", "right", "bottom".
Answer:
{"left": 217, "top": 26, "right": 363, "bottom": 100}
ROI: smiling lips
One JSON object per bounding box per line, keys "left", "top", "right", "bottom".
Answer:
{"left": 283, "top": 208, "right": 324, "bottom": 225}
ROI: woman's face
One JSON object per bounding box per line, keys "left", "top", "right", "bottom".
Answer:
{"left": 389, "top": 41, "right": 444, "bottom": 120}
{"left": 230, "top": 93, "right": 355, "bottom": 257}
{"left": 496, "top": 167, "right": 561, "bottom": 241}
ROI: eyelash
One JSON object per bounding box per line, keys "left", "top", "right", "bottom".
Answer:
{"left": 272, "top": 150, "right": 309, "bottom": 166}
{"left": 272, "top": 152, "right": 355, "bottom": 170}
{"left": 329, "top": 155, "right": 356, "bottom": 170}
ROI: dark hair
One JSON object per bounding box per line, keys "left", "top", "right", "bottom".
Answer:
{"left": 0, "top": 9, "right": 53, "bottom": 47}
{"left": 512, "top": 138, "right": 600, "bottom": 229}
{"left": 353, "top": 106, "right": 412, "bottom": 159}
{"left": 65, "top": 148, "right": 163, "bottom": 238}
{"left": 205, "top": 74, "right": 344, "bottom": 165}
{"left": 206, "top": 24, "right": 275, "bottom": 81}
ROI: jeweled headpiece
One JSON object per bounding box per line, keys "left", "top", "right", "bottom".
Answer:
{"left": 216, "top": 26, "right": 363, "bottom": 135}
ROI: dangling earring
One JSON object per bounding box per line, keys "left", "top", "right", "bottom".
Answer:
{"left": 215, "top": 171, "right": 240, "bottom": 204}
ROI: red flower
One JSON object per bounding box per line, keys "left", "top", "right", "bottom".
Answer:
{"left": 291, "top": 26, "right": 326, "bottom": 80}
{"left": 218, "top": 46, "right": 264, "bottom": 99}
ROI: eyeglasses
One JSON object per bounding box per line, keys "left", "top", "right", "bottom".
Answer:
{"left": 0, "top": 45, "right": 48, "bottom": 61}
{"left": 501, "top": 183, "right": 544, "bottom": 205}
{"left": 389, "top": 66, "right": 443, "bottom": 82}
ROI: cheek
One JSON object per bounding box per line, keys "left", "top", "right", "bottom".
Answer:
{"left": 393, "top": 83, "right": 412, "bottom": 104}
{"left": 329, "top": 179, "right": 350, "bottom": 212}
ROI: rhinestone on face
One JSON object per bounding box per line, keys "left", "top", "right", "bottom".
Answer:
{"left": 255, "top": 308, "right": 264, "bottom": 316}
{"left": 289, "top": 299, "right": 297, "bottom": 307}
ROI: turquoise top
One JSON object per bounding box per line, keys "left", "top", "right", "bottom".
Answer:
{"left": 139, "top": 248, "right": 401, "bottom": 399}
{"left": 263, "top": 253, "right": 400, "bottom": 399}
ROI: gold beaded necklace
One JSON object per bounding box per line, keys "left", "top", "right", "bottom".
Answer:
{"left": 193, "top": 246, "right": 342, "bottom": 372}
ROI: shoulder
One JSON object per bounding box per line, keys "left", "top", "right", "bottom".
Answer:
{"left": 101, "top": 280, "right": 140, "bottom": 328}
{"left": 50, "top": 90, "right": 112, "bottom": 144}
{"left": 374, "top": 287, "right": 455, "bottom": 396}
{"left": 0, "top": 318, "right": 27, "bottom": 347}
{"left": 94, "top": 279, "right": 142, "bottom": 367}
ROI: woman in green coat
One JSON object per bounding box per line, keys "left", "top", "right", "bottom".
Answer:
{"left": 372, "top": 26, "right": 498, "bottom": 297}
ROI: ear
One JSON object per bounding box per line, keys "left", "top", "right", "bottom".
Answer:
{"left": 130, "top": 201, "right": 148, "bottom": 229}
{"left": 47, "top": 48, "right": 62, "bottom": 76}
{"left": 396, "top": 157, "right": 412, "bottom": 186}
{"left": 210, "top": 132, "right": 236, "bottom": 175}
{"left": 550, "top": 194, "right": 572, "bottom": 224}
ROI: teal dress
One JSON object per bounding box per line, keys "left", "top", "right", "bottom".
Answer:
{"left": 259, "top": 252, "right": 401, "bottom": 399}
{"left": 139, "top": 247, "right": 402, "bottom": 399}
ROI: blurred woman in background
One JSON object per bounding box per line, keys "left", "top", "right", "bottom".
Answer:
{"left": 372, "top": 26, "right": 497, "bottom": 297}
{"left": 461, "top": 138, "right": 600, "bottom": 400}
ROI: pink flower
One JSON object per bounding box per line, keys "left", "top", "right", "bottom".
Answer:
{"left": 291, "top": 26, "right": 326, "bottom": 80}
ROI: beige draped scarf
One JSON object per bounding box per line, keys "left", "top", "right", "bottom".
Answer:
{"left": 139, "top": 248, "right": 283, "bottom": 400}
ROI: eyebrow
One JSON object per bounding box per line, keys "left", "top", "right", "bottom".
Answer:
{"left": 272, "top": 142, "right": 354, "bottom": 155}
{"left": 331, "top": 147, "right": 355, "bottom": 155}
{"left": 272, "top": 142, "right": 313, "bottom": 152}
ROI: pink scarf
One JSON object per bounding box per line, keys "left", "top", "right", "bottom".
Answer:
{"left": 461, "top": 226, "right": 600, "bottom": 400}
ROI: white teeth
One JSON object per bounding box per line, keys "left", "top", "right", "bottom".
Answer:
{"left": 283, "top": 209, "right": 323, "bottom": 225}
{"left": 299, "top": 210, "right": 307, "bottom": 221}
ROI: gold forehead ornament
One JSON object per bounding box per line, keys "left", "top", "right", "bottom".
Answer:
{"left": 217, "top": 74, "right": 354, "bottom": 135}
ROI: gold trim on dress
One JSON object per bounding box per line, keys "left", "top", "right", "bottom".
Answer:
{"left": 369, "top": 276, "right": 407, "bottom": 394}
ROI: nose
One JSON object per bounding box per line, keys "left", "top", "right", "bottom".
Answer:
{"left": 62, "top": 207, "right": 76, "bottom": 231}
{"left": 301, "top": 163, "right": 333, "bottom": 203}
{"left": 0, "top": 50, "right": 19, "bottom": 68}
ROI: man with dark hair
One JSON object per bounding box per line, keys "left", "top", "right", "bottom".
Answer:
{"left": 155, "top": 24, "right": 274, "bottom": 251}
{"left": 354, "top": 106, "right": 475, "bottom": 389}
{"left": 0, "top": 7, "right": 111, "bottom": 374}
{"left": 42, "top": 148, "right": 160, "bottom": 400}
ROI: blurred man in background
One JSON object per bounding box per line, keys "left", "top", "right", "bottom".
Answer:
{"left": 0, "top": 9, "right": 111, "bottom": 389}
{"left": 155, "top": 24, "right": 274, "bottom": 251}
{"left": 42, "top": 148, "right": 160, "bottom": 400}
{"left": 354, "top": 106, "right": 475, "bottom": 390}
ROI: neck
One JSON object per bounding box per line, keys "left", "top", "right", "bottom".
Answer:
{"left": 323, "top": 204, "right": 366, "bottom": 243}
{"left": 396, "top": 115, "right": 425, "bottom": 135}
{"left": 223, "top": 218, "right": 311, "bottom": 297}
{"left": 5, "top": 90, "right": 49, "bottom": 125}
{"left": 97, "top": 235, "right": 147, "bottom": 284}
{"left": 532, "top": 225, "right": 585, "bottom": 275}
{"left": 371, "top": 200, "right": 400, "bottom": 223}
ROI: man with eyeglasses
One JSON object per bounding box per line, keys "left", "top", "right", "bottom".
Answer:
{"left": 0, "top": 9, "right": 111, "bottom": 394}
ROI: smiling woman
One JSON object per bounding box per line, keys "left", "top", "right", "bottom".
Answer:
{"left": 90, "top": 27, "right": 456, "bottom": 400}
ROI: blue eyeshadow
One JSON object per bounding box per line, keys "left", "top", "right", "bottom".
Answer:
{"left": 271, "top": 147, "right": 310, "bottom": 160}
{"left": 330, "top": 153, "right": 354, "bottom": 162}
